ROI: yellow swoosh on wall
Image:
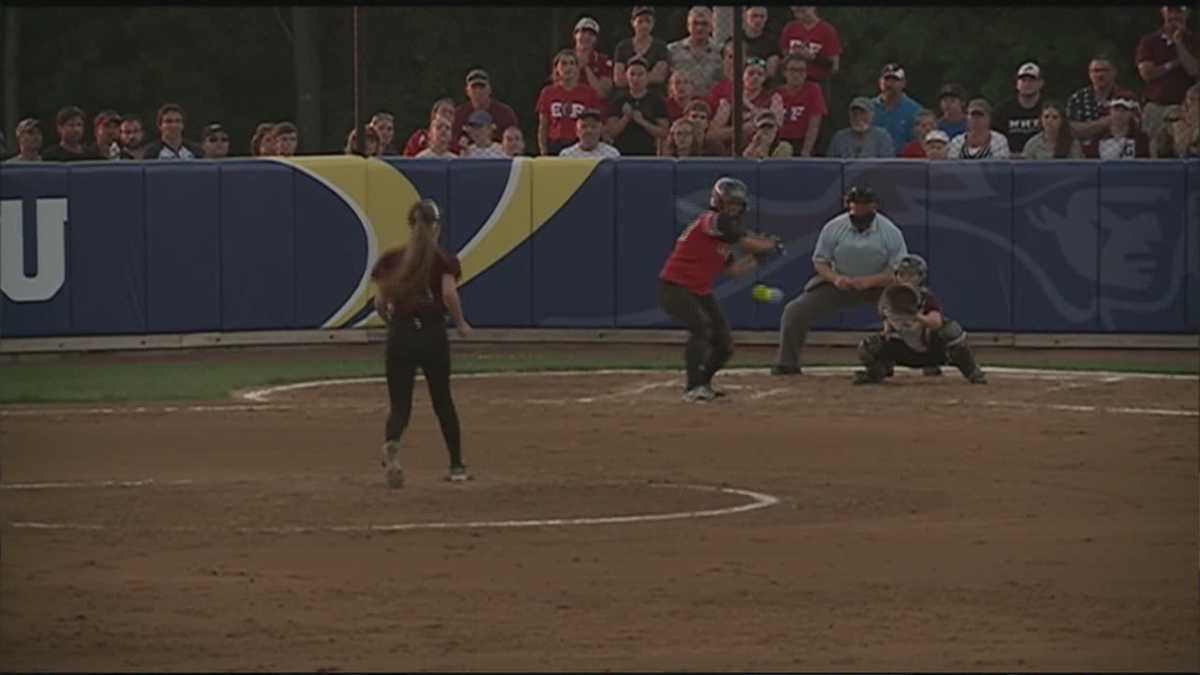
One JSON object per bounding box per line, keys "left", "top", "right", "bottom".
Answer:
{"left": 276, "top": 155, "right": 602, "bottom": 329}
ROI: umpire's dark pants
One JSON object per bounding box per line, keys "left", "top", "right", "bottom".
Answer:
{"left": 385, "top": 309, "right": 463, "bottom": 468}
{"left": 776, "top": 276, "right": 884, "bottom": 369}
{"left": 659, "top": 281, "right": 734, "bottom": 390}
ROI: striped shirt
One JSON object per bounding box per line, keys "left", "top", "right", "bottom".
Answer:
{"left": 812, "top": 212, "right": 908, "bottom": 278}
{"left": 947, "top": 131, "right": 1011, "bottom": 159}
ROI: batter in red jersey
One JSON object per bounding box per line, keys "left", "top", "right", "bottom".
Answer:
{"left": 659, "top": 177, "right": 782, "bottom": 403}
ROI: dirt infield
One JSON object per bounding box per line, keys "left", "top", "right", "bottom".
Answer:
{"left": 2, "top": 360, "right": 1198, "bottom": 670}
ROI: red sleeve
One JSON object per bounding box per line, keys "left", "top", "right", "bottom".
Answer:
{"left": 923, "top": 290, "right": 942, "bottom": 314}
{"left": 822, "top": 22, "right": 842, "bottom": 57}
{"left": 587, "top": 86, "right": 607, "bottom": 118}
{"left": 402, "top": 131, "right": 425, "bottom": 157}
{"left": 899, "top": 141, "right": 925, "bottom": 158}
{"left": 535, "top": 86, "right": 551, "bottom": 115}
{"left": 778, "top": 22, "right": 796, "bottom": 55}
{"left": 810, "top": 84, "right": 828, "bottom": 116}
{"left": 1134, "top": 33, "right": 1155, "bottom": 64}
{"left": 496, "top": 103, "right": 520, "bottom": 133}
{"left": 439, "top": 249, "right": 463, "bottom": 280}
{"left": 372, "top": 247, "right": 404, "bottom": 280}
{"left": 598, "top": 52, "right": 614, "bottom": 79}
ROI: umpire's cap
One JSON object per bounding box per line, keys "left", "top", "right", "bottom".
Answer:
{"left": 845, "top": 185, "right": 877, "bottom": 204}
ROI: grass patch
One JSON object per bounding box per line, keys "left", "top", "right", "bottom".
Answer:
{"left": 0, "top": 351, "right": 1194, "bottom": 404}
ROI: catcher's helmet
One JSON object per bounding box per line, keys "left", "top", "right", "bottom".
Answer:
{"left": 844, "top": 185, "right": 877, "bottom": 204}
{"left": 710, "top": 176, "right": 749, "bottom": 211}
{"left": 894, "top": 253, "right": 928, "bottom": 285}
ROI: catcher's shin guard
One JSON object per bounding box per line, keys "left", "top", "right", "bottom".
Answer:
{"left": 936, "top": 319, "right": 966, "bottom": 348}
{"left": 946, "top": 337, "right": 983, "bottom": 381}
{"left": 857, "top": 334, "right": 891, "bottom": 381}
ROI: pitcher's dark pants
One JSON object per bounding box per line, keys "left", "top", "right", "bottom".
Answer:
{"left": 385, "top": 309, "right": 463, "bottom": 469}
{"left": 659, "top": 281, "right": 734, "bottom": 390}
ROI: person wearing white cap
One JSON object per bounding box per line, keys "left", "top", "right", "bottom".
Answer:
{"left": 1066, "top": 55, "right": 1139, "bottom": 158}
{"left": 1135, "top": 6, "right": 1199, "bottom": 140}
{"left": 871, "top": 62, "right": 924, "bottom": 155}
{"left": 922, "top": 129, "right": 950, "bottom": 160}
{"left": 667, "top": 7, "right": 724, "bottom": 94}
{"left": 1097, "top": 98, "right": 1151, "bottom": 159}
{"left": 994, "top": 62, "right": 1048, "bottom": 156}
{"left": 571, "top": 16, "right": 614, "bottom": 99}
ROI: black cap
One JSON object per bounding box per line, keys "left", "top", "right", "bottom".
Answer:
{"left": 578, "top": 108, "right": 603, "bottom": 122}
{"left": 845, "top": 185, "right": 877, "bottom": 203}
{"left": 626, "top": 56, "right": 650, "bottom": 70}
{"left": 632, "top": 6, "right": 655, "bottom": 19}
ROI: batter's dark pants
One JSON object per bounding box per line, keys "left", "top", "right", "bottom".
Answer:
{"left": 776, "top": 277, "right": 884, "bottom": 369}
{"left": 659, "top": 281, "right": 734, "bottom": 390}
{"left": 385, "top": 310, "right": 463, "bottom": 469}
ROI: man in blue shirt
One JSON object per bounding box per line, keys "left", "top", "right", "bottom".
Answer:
{"left": 871, "top": 63, "right": 924, "bottom": 156}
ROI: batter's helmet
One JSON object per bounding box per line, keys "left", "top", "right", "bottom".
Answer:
{"left": 894, "top": 253, "right": 928, "bottom": 285}
{"left": 710, "top": 176, "right": 749, "bottom": 211}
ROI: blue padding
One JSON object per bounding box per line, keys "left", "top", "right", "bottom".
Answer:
{"left": 1012, "top": 162, "right": 1100, "bottom": 332}
{"left": 756, "top": 161, "right": 844, "bottom": 330}
{"left": 0, "top": 165, "right": 71, "bottom": 337}
{"left": 448, "top": 160, "right": 531, "bottom": 327}
{"left": 532, "top": 161, "right": 615, "bottom": 327}
{"left": 389, "top": 159, "right": 450, "bottom": 240}
{"left": 615, "top": 159, "right": 677, "bottom": 327}
{"left": 68, "top": 164, "right": 146, "bottom": 335}
{"left": 292, "top": 168, "right": 369, "bottom": 328}
{"left": 672, "top": 161, "right": 759, "bottom": 330}
{"left": 220, "top": 162, "right": 295, "bottom": 330}
{"left": 928, "top": 162, "right": 1014, "bottom": 331}
{"left": 1098, "top": 162, "right": 1188, "bottom": 332}
{"left": 144, "top": 163, "right": 222, "bottom": 332}
{"left": 1188, "top": 160, "right": 1200, "bottom": 331}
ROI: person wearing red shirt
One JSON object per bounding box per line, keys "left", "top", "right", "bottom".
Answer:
{"left": 773, "top": 54, "right": 827, "bottom": 156}
{"left": 403, "top": 98, "right": 463, "bottom": 157}
{"left": 571, "top": 16, "right": 614, "bottom": 99}
{"left": 658, "top": 178, "right": 782, "bottom": 402}
{"left": 1136, "top": 5, "right": 1200, "bottom": 140}
{"left": 536, "top": 49, "right": 604, "bottom": 156}
{"left": 709, "top": 57, "right": 781, "bottom": 154}
{"left": 665, "top": 70, "right": 697, "bottom": 123}
{"left": 452, "top": 69, "right": 520, "bottom": 145}
{"left": 899, "top": 109, "right": 937, "bottom": 158}
{"left": 778, "top": 6, "right": 842, "bottom": 84}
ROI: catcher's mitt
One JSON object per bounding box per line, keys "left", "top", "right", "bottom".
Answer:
{"left": 879, "top": 283, "right": 922, "bottom": 329}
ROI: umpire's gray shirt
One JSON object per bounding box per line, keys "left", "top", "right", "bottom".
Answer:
{"left": 812, "top": 212, "right": 908, "bottom": 278}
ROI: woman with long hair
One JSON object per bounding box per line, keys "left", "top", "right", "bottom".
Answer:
{"left": 535, "top": 49, "right": 603, "bottom": 156}
{"left": 402, "top": 98, "right": 460, "bottom": 157}
{"left": 371, "top": 199, "right": 473, "bottom": 487}
{"left": 660, "top": 118, "right": 702, "bottom": 157}
{"left": 1021, "top": 101, "right": 1083, "bottom": 159}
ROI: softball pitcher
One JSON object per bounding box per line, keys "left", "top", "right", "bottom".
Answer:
{"left": 371, "top": 199, "right": 472, "bottom": 488}
{"left": 659, "top": 176, "right": 784, "bottom": 402}
{"left": 853, "top": 254, "right": 988, "bottom": 385}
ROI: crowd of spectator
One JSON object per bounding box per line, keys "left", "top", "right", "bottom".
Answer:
{"left": 4, "top": 5, "right": 1198, "bottom": 164}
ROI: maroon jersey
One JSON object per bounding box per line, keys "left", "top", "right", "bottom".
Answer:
{"left": 778, "top": 19, "right": 842, "bottom": 82}
{"left": 535, "top": 82, "right": 605, "bottom": 141}
{"left": 1135, "top": 30, "right": 1200, "bottom": 105}
{"left": 659, "top": 211, "right": 745, "bottom": 296}
{"left": 452, "top": 100, "right": 521, "bottom": 142}
{"left": 371, "top": 246, "right": 463, "bottom": 317}
{"left": 401, "top": 129, "right": 463, "bottom": 158}
{"left": 774, "top": 82, "right": 827, "bottom": 142}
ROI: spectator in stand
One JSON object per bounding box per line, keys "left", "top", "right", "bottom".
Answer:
{"left": 994, "top": 63, "right": 1048, "bottom": 156}
{"left": 947, "top": 98, "right": 1011, "bottom": 159}
{"left": 273, "top": 122, "right": 299, "bottom": 156}
{"left": 899, "top": 109, "right": 937, "bottom": 158}
{"left": 665, "top": 70, "right": 698, "bottom": 123}
{"left": 1021, "top": 101, "right": 1084, "bottom": 159}
{"left": 369, "top": 112, "right": 398, "bottom": 155}
{"left": 706, "top": 38, "right": 737, "bottom": 112}
{"left": 344, "top": 126, "right": 380, "bottom": 156}
{"left": 119, "top": 115, "right": 147, "bottom": 159}
{"left": 828, "top": 97, "right": 894, "bottom": 158}
{"left": 43, "top": 106, "right": 101, "bottom": 161}
{"left": 607, "top": 56, "right": 670, "bottom": 156}
{"left": 536, "top": 49, "right": 604, "bottom": 156}
{"left": 922, "top": 129, "right": 950, "bottom": 160}
{"left": 614, "top": 7, "right": 670, "bottom": 91}
{"left": 872, "top": 63, "right": 923, "bottom": 155}
{"left": 89, "top": 110, "right": 131, "bottom": 159}
{"left": 142, "top": 104, "right": 204, "bottom": 159}
{"left": 453, "top": 70, "right": 520, "bottom": 146}
{"left": 683, "top": 99, "right": 726, "bottom": 155}
{"left": 779, "top": 4, "right": 841, "bottom": 138}
{"left": 1097, "top": 98, "right": 1150, "bottom": 159}
{"left": 743, "top": 109, "right": 794, "bottom": 158}
{"left": 661, "top": 118, "right": 704, "bottom": 157}
{"left": 501, "top": 126, "right": 527, "bottom": 157}
{"left": 709, "top": 57, "right": 782, "bottom": 154}
{"left": 668, "top": 6, "right": 724, "bottom": 94}
{"left": 1152, "top": 82, "right": 1200, "bottom": 157}
{"left": 1067, "top": 56, "right": 1139, "bottom": 158}
{"left": 403, "top": 99, "right": 462, "bottom": 157}
{"left": 251, "top": 122, "right": 277, "bottom": 156}
{"left": 5, "top": 118, "right": 43, "bottom": 162}
{"left": 461, "top": 111, "right": 508, "bottom": 158}
{"left": 1136, "top": 6, "right": 1199, "bottom": 141}
{"left": 200, "top": 123, "right": 231, "bottom": 159}
{"left": 559, "top": 108, "right": 620, "bottom": 158}
{"left": 774, "top": 54, "right": 825, "bottom": 156}
{"left": 742, "top": 7, "right": 779, "bottom": 83}
{"left": 415, "top": 118, "right": 459, "bottom": 158}
{"left": 570, "top": 17, "right": 614, "bottom": 99}
{"left": 935, "top": 82, "right": 968, "bottom": 138}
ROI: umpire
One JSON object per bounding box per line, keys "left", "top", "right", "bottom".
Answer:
{"left": 773, "top": 186, "right": 908, "bottom": 375}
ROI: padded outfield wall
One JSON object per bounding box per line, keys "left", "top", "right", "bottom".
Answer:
{"left": 1, "top": 157, "right": 1197, "bottom": 338}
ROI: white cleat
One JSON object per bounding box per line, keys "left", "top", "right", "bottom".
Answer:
{"left": 447, "top": 465, "right": 470, "bottom": 482}
{"left": 381, "top": 441, "right": 404, "bottom": 489}
{"left": 681, "top": 385, "right": 717, "bottom": 403}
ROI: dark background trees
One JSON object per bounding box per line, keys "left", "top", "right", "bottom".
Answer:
{"left": 0, "top": 5, "right": 1160, "bottom": 154}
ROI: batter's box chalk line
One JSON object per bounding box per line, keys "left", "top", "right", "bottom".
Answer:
{"left": 4, "top": 482, "right": 781, "bottom": 534}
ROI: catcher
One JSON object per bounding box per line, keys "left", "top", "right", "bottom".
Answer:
{"left": 853, "top": 254, "right": 988, "bottom": 385}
